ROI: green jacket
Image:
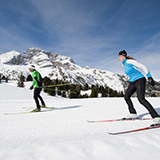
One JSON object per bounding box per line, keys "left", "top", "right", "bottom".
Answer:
{"left": 31, "top": 70, "right": 42, "bottom": 88}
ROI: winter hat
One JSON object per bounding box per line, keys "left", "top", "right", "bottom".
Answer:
{"left": 29, "top": 65, "right": 35, "bottom": 70}
{"left": 118, "top": 50, "right": 127, "bottom": 57}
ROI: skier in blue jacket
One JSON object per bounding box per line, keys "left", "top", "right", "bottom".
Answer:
{"left": 118, "top": 50, "right": 160, "bottom": 125}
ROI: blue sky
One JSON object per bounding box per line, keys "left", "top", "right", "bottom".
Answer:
{"left": 0, "top": 0, "right": 160, "bottom": 79}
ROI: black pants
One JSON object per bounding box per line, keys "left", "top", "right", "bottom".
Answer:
{"left": 124, "top": 78, "right": 159, "bottom": 118}
{"left": 34, "top": 88, "right": 45, "bottom": 109}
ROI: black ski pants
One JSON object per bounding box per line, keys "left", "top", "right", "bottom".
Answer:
{"left": 124, "top": 78, "right": 159, "bottom": 118}
{"left": 34, "top": 88, "right": 45, "bottom": 109}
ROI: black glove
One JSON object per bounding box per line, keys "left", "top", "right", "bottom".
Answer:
{"left": 148, "top": 77, "right": 155, "bottom": 86}
{"left": 30, "top": 85, "right": 34, "bottom": 90}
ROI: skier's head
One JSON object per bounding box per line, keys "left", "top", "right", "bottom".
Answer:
{"left": 118, "top": 50, "right": 127, "bottom": 62}
{"left": 118, "top": 50, "right": 127, "bottom": 57}
{"left": 29, "top": 65, "right": 35, "bottom": 72}
{"left": 118, "top": 50, "right": 135, "bottom": 61}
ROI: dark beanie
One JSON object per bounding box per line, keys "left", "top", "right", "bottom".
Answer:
{"left": 118, "top": 50, "right": 127, "bottom": 57}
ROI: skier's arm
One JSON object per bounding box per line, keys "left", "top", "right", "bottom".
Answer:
{"left": 127, "top": 59, "right": 154, "bottom": 86}
{"left": 34, "top": 76, "right": 41, "bottom": 86}
{"left": 30, "top": 77, "right": 37, "bottom": 89}
{"left": 31, "top": 72, "right": 38, "bottom": 86}
{"left": 127, "top": 59, "right": 152, "bottom": 78}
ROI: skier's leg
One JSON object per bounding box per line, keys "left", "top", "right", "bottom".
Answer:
{"left": 37, "top": 88, "right": 46, "bottom": 106}
{"left": 33, "top": 88, "right": 41, "bottom": 109}
{"left": 124, "top": 83, "right": 137, "bottom": 114}
{"left": 136, "top": 78, "right": 159, "bottom": 118}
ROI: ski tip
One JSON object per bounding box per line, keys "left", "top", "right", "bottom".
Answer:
{"left": 108, "top": 132, "right": 115, "bottom": 135}
{"left": 108, "top": 132, "right": 127, "bottom": 135}
{"left": 149, "top": 124, "right": 160, "bottom": 128}
{"left": 4, "top": 113, "right": 9, "bottom": 115}
{"left": 108, "top": 132, "right": 119, "bottom": 135}
{"left": 87, "top": 120, "right": 99, "bottom": 123}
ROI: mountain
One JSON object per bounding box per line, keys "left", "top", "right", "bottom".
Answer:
{"left": 0, "top": 50, "right": 21, "bottom": 64}
{"left": 0, "top": 47, "right": 159, "bottom": 94}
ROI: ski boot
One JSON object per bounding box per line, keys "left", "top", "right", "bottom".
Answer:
{"left": 41, "top": 105, "right": 46, "bottom": 108}
{"left": 31, "top": 108, "right": 41, "bottom": 112}
{"left": 122, "top": 113, "right": 137, "bottom": 120}
{"left": 150, "top": 117, "right": 160, "bottom": 127}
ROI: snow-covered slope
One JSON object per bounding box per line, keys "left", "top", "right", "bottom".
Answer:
{"left": 0, "top": 81, "right": 160, "bottom": 160}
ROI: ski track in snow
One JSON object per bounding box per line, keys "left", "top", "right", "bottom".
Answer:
{"left": 0, "top": 81, "right": 160, "bottom": 160}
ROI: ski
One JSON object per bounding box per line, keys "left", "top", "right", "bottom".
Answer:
{"left": 4, "top": 111, "right": 37, "bottom": 115}
{"left": 87, "top": 117, "right": 152, "bottom": 123}
{"left": 109, "top": 124, "right": 160, "bottom": 135}
{"left": 42, "top": 106, "right": 56, "bottom": 109}
{"left": 4, "top": 108, "right": 55, "bottom": 115}
{"left": 22, "top": 106, "right": 56, "bottom": 109}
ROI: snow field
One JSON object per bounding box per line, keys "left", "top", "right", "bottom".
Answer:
{"left": 0, "top": 81, "right": 160, "bottom": 160}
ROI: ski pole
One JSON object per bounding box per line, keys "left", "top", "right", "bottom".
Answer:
{"left": 44, "top": 88, "right": 76, "bottom": 93}
{"left": 37, "top": 83, "right": 75, "bottom": 89}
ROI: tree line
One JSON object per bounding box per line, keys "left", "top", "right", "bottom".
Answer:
{"left": 42, "top": 77, "right": 124, "bottom": 98}
{"left": 1, "top": 72, "right": 158, "bottom": 98}
{"left": 1, "top": 72, "right": 159, "bottom": 97}
{"left": 17, "top": 74, "right": 124, "bottom": 98}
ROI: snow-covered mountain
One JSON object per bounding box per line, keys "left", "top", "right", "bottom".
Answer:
{"left": 0, "top": 47, "right": 159, "bottom": 93}
{"left": 0, "top": 50, "right": 21, "bottom": 64}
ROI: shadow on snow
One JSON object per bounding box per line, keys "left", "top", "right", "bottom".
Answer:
{"left": 137, "top": 107, "right": 160, "bottom": 119}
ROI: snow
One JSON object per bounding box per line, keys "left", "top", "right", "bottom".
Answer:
{"left": 0, "top": 81, "right": 160, "bottom": 160}
{"left": 81, "top": 89, "right": 92, "bottom": 96}
{"left": 0, "top": 50, "right": 20, "bottom": 64}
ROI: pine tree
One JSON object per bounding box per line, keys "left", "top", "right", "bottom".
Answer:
{"left": 2, "top": 75, "right": 5, "bottom": 80}
{"left": 90, "top": 86, "right": 98, "bottom": 98}
{"left": 5, "top": 76, "right": 9, "bottom": 83}
{"left": 101, "top": 86, "right": 106, "bottom": 97}
{"left": 83, "top": 83, "right": 89, "bottom": 91}
{"left": 17, "top": 73, "right": 25, "bottom": 87}
{"left": 26, "top": 75, "right": 32, "bottom": 81}
{"left": 43, "top": 76, "right": 51, "bottom": 86}
{"left": 57, "top": 89, "right": 62, "bottom": 96}
{"left": 118, "top": 91, "right": 124, "bottom": 97}
{"left": 69, "top": 84, "right": 80, "bottom": 98}
{"left": 151, "top": 93, "right": 157, "bottom": 97}
{"left": 47, "top": 85, "right": 56, "bottom": 96}
{"left": 62, "top": 92, "right": 66, "bottom": 98}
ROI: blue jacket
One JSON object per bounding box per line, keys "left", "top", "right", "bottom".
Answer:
{"left": 122, "top": 59, "right": 152, "bottom": 82}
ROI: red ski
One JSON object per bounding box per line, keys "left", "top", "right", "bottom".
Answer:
{"left": 109, "top": 124, "right": 160, "bottom": 135}
{"left": 87, "top": 117, "right": 152, "bottom": 123}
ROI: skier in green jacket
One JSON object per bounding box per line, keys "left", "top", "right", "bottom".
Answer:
{"left": 29, "top": 65, "right": 46, "bottom": 112}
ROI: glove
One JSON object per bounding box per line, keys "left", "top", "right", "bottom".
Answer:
{"left": 148, "top": 77, "right": 155, "bottom": 86}
{"left": 30, "top": 85, "right": 34, "bottom": 90}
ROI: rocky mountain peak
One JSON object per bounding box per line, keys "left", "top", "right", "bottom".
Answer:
{"left": 21, "top": 47, "right": 58, "bottom": 64}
